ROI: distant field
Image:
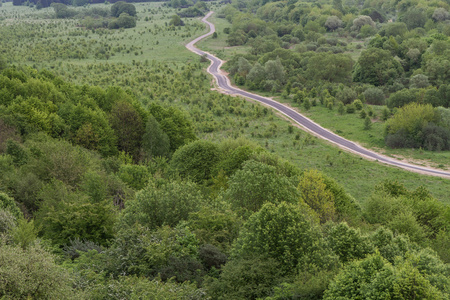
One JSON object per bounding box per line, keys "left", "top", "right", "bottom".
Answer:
{"left": 1, "top": 3, "right": 449, "bottom": 205}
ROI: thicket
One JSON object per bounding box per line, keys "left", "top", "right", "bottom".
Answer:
{"left": 0, "top": 68, "right": 448, "bottom": 299}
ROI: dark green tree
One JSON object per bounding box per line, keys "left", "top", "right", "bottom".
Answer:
{"left": 353, "top": 48, "right": 403, "bottom": 86}
{"left": 170, "top": 140, "right": 221, "bottom": 183}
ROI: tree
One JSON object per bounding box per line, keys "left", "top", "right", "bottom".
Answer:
{"left": 246, "top": 62, "right": 266, "bottom": 89}
{"left": 169, "top": 15, "right": 184, "bottom": 26}
{"left": 0, "top": 243, "right": 80, "bottom": 299}
{"left": 323, "top": 251, "right": 448, "bottom": 299}
{"left": 400, "top": 8, "right": 426, "bottom": 29}
{"left": 265, "top": 57, "right": 285, "bottom": 82}
{"left": 324, "top": 222, "right": 373, "bottom": 263}
{"left": 237, "top": 57, "right": 251, "bottom": 77}
{"left": 119, "top": 180, "right": 204, "bottom": 230}
{"left": 142, "top": 115, "right": 170, "bottom": 158}
{"left": 232, "top": 202, "right": 335, "bottom": 274}
{"left": 336, "top": 86, "right": 357, "bottom": 104}
{"left": 188, "top": 207, "right": 241, "bottom": 252}
{"left": 68, "top": 104, "right": 118, "bottom": 156}
{"left": 432, "top": 8, "right": 450, "bottom": 22}
{"left": 364, "top": 87, "right": 385, "bottom": 105}
{"left": 148, "top": 103, "right": 196, "bottom": 152}
{"left": 382, "top": 22, "right": 408, "bottom": 37}
{"left": 206, "top": 256, "right": 282, "bottom": 300}
{"left": 51, "top": 3, "right": 77, "bottom": 18}
{"left": 298, "top": 169, "right": 336, "bottom": 223}
{"left": 0, "top": 192, "right": 22, "bottom": 220}
{"left": 117, "top": 164, "right": 149, "bottom": 190}
{"left": 353, "top": 48, "right": 403, "bottom": 86}
{"left": 385, "top": 103, "right": 437, "bottom": 148}
{"left": 410, "top": 74, "right": 430, "bottom": 89}
{"left": 306, "top": 53, "right": 353, "bottom": 83}
{"left": 325, "top": 16, "right": 343, "bottom": 32}
{"left": 364, "top": 116, "right": 372, "bottom": 130}
{"left": 107, "top": 224, "right": 201, "bottom": 279}
{"left": 109, "top": 13, "right": 136, "bottom": 29}
{"left": 35, "top": 181, "right": 115, "bottom": 246}
{"left": 351, "top": 15, "right": 375, "bottom": 32}
{"left": 222, "top": 160, "right": 300, "bottom": 216}
{"left": 111, "top": 1, "right": 136, "bottom": 17}
{"left": 386, "top": 88, "right": 418, "bottom": 108}
{"left": 170, "top": 140, "right": 220, "bottom": 183}
{"left": 109, "top": 101, "right": 144, "bottom": 159}
{"left": 360, "top": 24, "right": 377, "bottom": 37}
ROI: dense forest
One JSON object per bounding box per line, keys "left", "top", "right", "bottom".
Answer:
{"left": 0, "top": 0, "right": 450, "bottom": 299}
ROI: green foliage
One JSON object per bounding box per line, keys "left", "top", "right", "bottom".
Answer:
{"left": 363, "top": 181, "right": 449, "bottom": 245}
{"left": 298, "top": 169, "right": 335, "bottom": 223}
{"left": 187, "top": 207, "right": 241, "bottom": 253}
{"left": 142, "top": 115, "right": 170, "bottom": 158}
{"left": 11, "top": 218, "right": 38, "bottom": 249}
{"left": 0, "top": 210, "right": 16, "bottom": 234}
{"left": 387, "top": 88, "right": 419, "bottom": 108}
{"left": 222, "top": 160, "right": 300, "bottom": 216}
{"left": 169, "top": 15, "right": 184, "bottom": 27}
{"left": 336, "top": 86, "right": 357, "bottom": 104}
{"left": 364, "top": 87, "right": 385, "bottom": 105}
{"left": 323, "top": 251, "right": 449, "bottom": 299}
{"left": 109, "top": 101, "right": 145, "bottom": 159}
{"left": 111, "top": 1, "right": 136, "bottom": 18}
{"left": 231, "top": 202, "right": 335, "bottom": 274}
{"left": 324, "top": 222, "right": 373, "bottom": 263}
{"left": 108, "top": 13, "right": 137, "bottom": 29}
{"left": 364, "top": 116, "right": 372, "bottom": 130}
{"left": 117, "top": 164, "right": 149, "bottom": 190}
{"left": 119, "top": 180, "right": 203, "bottom": 230}
{"left": 215, "top": 144, "right": 255, "bottom": 177}
{"left": 0, "top": 243, "right": 80, "bottom": 299}
{"left": 0, "top": 192, "right": 22, "bottom": 220}
{"left": 6, "top": 139, "right": 28, "bottom": 166}
{"left": 91, "top": 276, "right": 207, "bottom": 299}
{"left": 170, "top": 140, "right": 220, "bottom": 183}
{"left": 148, "top": 103, "right": 196, "bottom": 152}
{"left": 385, "top": 103, "right": 449, "bottom": 150}
{"left": 353, "top": 48, "right": 403, "bottom": 86}
{"left": 206, "top": 256, "right": 282, "bottom": 300}
{"left": 353, "top": 99, "right": 363, "bottom": 110}
{"left": 306, "top": 52, "right": 353, "bottom": 83}
{"left": 36, "top": 180, "right": 116, "bottom": 246}
{"left": 108, "top": 224, "right": 201, "bottom": 280}
{"left": 52, "top": 3, "right": 77, "bottom": 19}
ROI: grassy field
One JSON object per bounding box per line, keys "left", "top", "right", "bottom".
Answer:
{"left": 1, "top": 3, "right": 449, "bottom": 205}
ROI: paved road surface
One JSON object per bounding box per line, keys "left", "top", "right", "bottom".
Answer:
{"left": 186, "top": 12, "right": 450, "bottom": 179}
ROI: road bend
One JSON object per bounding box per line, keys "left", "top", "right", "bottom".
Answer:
{"left": 186, "top": 11, "right": 450, "bottom": 179}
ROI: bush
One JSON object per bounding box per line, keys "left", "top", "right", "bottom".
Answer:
{"left": 346, "top": 104, "right": 355, "bottom": 113}
{"left": 364, "top": 87, "right": 385, "bottom": 105}
{"left": 353, "top": 99, "right": 363, "bottom": 110}
{"left": 336, "top": 87, "right": 357, "bottom": 104}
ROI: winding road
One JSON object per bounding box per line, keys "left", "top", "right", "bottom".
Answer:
{"left": 186, "top": 11, "right": 450, "bottom": 179}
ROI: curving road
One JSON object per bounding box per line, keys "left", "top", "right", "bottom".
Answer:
{"left": 186, "top": 11, "right": 450, "bottom": 179}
